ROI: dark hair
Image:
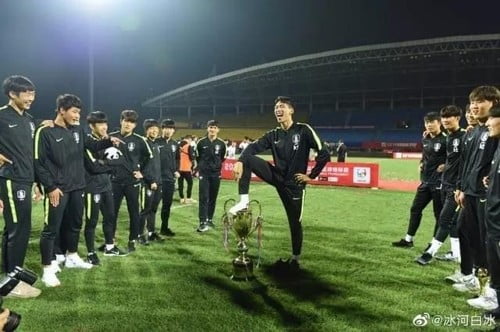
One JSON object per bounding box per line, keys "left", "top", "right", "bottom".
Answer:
{"left": 207, "top": 120, "right": 219, "bottom": 127}
{"left": 121, "top": 110, "right": 138, "bottom": 123}
{"left": 143, "top": 119, "right": 160, "bottom": 131}
{"left": 489, "top": 106, "right": 500, "bottom": 118}
{"left": 469, "top": 86, "right": 500, "bottom": 106}
{"left": 274, "top": 96, "right": 294, "bottom": 109}
{"left": 87, "top": 111, "right": 107, "bottom": 124}
{"left": 56, "top": 94, "right": 82, "bottom": 112}
{"left": 424, "top": 112, "right": 440, "bottom": 122}
{"left": 2, "top": 75, "right": 35, "bottom": 97}
{"left": 161, "top": 118, "right": 175, "bottom": 128}
{"left": 440, "top": 105, "right": 462, "bottom": 118}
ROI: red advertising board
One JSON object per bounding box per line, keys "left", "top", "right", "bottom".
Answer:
{"left": 220, "top": 160, "right": 379, "bottom": 188}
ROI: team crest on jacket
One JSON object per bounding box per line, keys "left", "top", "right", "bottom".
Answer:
{"left": 215, "top": 144, "right": 220, "bottom": 154}
{"left": 481, "top": 132, "right": 489, "bottom": 142}
{"left": 452, "top": 139, "right": 460, "bottom": 152}
{"left": 292, "top": 134, "right": 300, "bottom": 150}
{"left": 147, "top": 189, "right": 153, "bottom": 197}
{"left": 73, "top": 132, "right": 80, "bottom": 144}
{"left": 433, "top": 143, "right": 441, "bottom": 152}
{"left": 171, "top": 145, "right": 176, "bottom": 152}
{"left": 128, "top": 142, "right": 135, "bottom": 152}
{"left": 30, "top": 122, "right": 35, "bottom": 138}
{"left": 17, "top": 190, "right": 26, "bottom": 201}
{"left": 94, "top": 194, "right": 101, "bottom": 204}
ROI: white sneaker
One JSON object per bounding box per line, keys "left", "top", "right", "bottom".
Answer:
{"left": 229, "top": 200, "right": 249, "bottom": 215}
{"left": 50, "top": 260, "right": 61, "bottom": 273}
{"left": 445, "top": 270, "right": 465, "bottom": 283}
{"left": 65, "top": 254, "right": 93, "bottom": 269}
{"left": 467, "top": 295, "right": 499, "bottom": 310}
{"left": 453, "top": 276, "right": 480, "bottom": 293}
{"left": 42, "top": 271, "right": 61, "bottom": 287}
{"left": 5, "top": 281, "right": 42, "bottom": 298}
{"left": 55, "top": 254, "right": 66, "bottom": 264}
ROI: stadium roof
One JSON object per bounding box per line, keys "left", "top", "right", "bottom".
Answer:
{"left": 142, "top": 34, "right": 500, "bottom": 111}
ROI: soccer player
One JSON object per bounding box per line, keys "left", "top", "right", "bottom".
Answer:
{"left": 392, "top": 112, "right": 446, "bottom": 248}
{"left": 230, "top": 96, "right": 329, "bottom": 268}
{"left": 415, "top": 105, "right": 465, "bottom": 265}
{"left": 0, "top": 75, "right": 41, "bottom": 297}
{"left": 178, "top": 135, "right": 196, "bottom": 204}
{"left": 452, "top": 86, "right": 499, "bottom": 297}
{"left": 36, "top": 94, "right": 116, "bottom": 287}
{"left": 139, "top": 119, "right": 164, "bottom": 243}
{"left": 196, "top": 120, "right": 226, "bottom": 232}
{"left": 157, "top": 119, "right": 179, "bottom": 236}
{"left": 84, "top": 111, "right": 128, "bottom": 265}
{"left": 479, "top": 106, "right": 500, "bottom": 317}
{"left": 109, "top": 110, "right": 153, "bottom": 252}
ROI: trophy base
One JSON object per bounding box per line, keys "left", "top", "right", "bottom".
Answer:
{"left": 231, "top": 256, "right": 254, "bottom": 281}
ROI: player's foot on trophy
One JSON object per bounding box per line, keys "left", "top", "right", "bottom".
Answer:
{"left": 229, "top": 194, "right": 249, "bottom": 215}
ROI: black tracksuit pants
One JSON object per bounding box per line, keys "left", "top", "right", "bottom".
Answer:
{"left": 406, "top": 183, "right": 443, "bottom": 237}
{"left": 198, "top": 174, "right": 221, "bottom": 223}
{"left": 458, "top": 195, "right": 488, "bottom": 275}
{"left": 178, "top": 171, "right": 193, "bottom": 199}
{"left": 434, "top": 188, "right": 460, "bottom": 242}
{"left": 84, "top": 190, "right": 115, "bottom": 252}
{"left": 112, "top": 182, "right": 141, "bottom": 241}
{"left": 0, "top": 179, "right": 32, "bottom": 273}
{"left": 40, "top": 190, "right": 84, "bottom": 266}
{"left": 238, "top": 155, "right": 304, "bottom": 256}
{"left": 160, "top": 180, "right": 175, "bottom": 232}
{"left": 140, "top": 185, "right": 162, "bottom": 234}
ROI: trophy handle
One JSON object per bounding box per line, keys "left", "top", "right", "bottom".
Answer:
{"left": 248, "top": 200, "right": 262, "bottom": 216}
{"left": 223, "top": 199, "right": 236, "bottom": 213}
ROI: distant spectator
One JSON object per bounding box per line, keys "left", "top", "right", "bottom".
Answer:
{"left": 227, "top": 141, "right": 237, "bottom": 160}
{"left": 337, "top": 139, "right": 347, "bottom": 162}
{"left": 238, "top": 137, "right": 250, "bottom": 153}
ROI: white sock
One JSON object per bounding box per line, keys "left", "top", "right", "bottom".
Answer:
{"left": 450, "top": 237, "right": 460, "bottom": 259}
{"left": 239, "top": 194, "right": 249, "bottom": 205}
{"left": 404, "top": 234, "right": 413, "bottom": 242}
{"left": 106, "top": 244, "right": 114, "bottom": 251}
{"left": 66, "top": 252, "right": 78, "bottom": 259}
{"left": 43, "top": 266, "right": 54, "bottom": 274}
{"left": 292, "top": 255, "right": 300, "bottom": 262}
{"left": 426, "top": 238, "right": 443, "bottom": 256}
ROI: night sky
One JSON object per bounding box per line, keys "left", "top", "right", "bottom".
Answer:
{"left": 0, "top": 0, "right": 499, "bottom": 120}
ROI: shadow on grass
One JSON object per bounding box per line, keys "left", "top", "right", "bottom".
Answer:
{"left": 201, "top": 275, "right": 307, "bottom": 327}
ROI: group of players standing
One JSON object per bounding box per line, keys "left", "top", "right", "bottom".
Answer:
{"left": 393, "top": 85, "right": 500, "bottom": 320}
{"left": 0, "top": 75, "right": 228, "bottom": 296}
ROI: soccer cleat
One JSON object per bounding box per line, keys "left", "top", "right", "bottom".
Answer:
{"left": 452, "top": 276, "right": 479, "bottom": 293}
{"left": 185, "top": 198, "right": 197, "bottom": 204}
{"left": 415, "top": 252, "right": 433, "bottom": 265}
{"left": 128, "top": 240, "right": 136, "bottom": 253}
{"left": 65, "top": 254, "right": 93, "bottom": 269}
{"left": 50, "top": 260, "right": 61, "bottom": 273}
{"left": 467, "top": 295, "right": 498, "bottom": 311}
{"left": 97, "top": 243, "right": 106, "bottom": 252}
{"left": 391, "top": 239, "right": 414, "bottom": 248}
{"left": 207, "top": 220, "right": 215, "bottom": 229}
{"left": 5, "top": 281, "right": 41, "bottom": 298}
{"left": 196, "top": 223, "right": 209, "bottom": 233}
{"left": 435, "top": 251, "right": 459, "bottom": 262}
{"left": 55, "top": 254, "right": 66, "bottom": 264}
{"left": 87, "top": 252, "right": 100, "bottom": 266}
{"left": 229, "top": 201, "right": 248, "bottom": 215}
{"left": 41, "top": 271, "right": 61, "bottom": 287}
{"left": 103, "top": 246, "right": 128, "bottom": 256}
{"left": 161, "top": 228, "right": 176, "bottom": 237}
{"left": 138, "top": 235, "right": 150, "bottom": 246}
{"left": 149, "top": 232, "right": 165, "bottom": 242}
{"left": 180, "top": 198, "right": 186, "bottom": 204}
{"left": 445, "top": 270, "right": 466, "bottom": 283}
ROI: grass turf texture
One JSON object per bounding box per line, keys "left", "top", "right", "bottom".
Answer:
{"left": 3, "top": 159, "right": 484, "bottom": 331}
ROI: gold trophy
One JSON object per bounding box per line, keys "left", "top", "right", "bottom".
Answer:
{"left": 221, "top": 199, "right": 264, "bottom": 281}
{"left": 477, "top": 268, "right": 489, "bottom": 296}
